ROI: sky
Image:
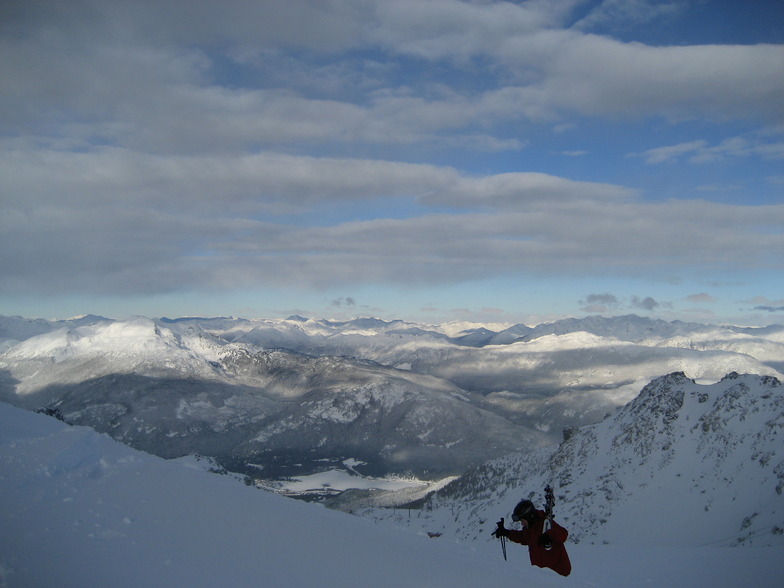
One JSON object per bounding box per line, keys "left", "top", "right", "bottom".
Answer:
{"left": 1, "top": 0, "right": 783, "bottom": 326}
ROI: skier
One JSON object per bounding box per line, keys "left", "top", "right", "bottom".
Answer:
{"left": 492, "top": 498, "right": 572, "bottom": 577}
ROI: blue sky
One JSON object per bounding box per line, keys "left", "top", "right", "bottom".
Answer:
{"left": 1, "top": 0, "right": 783, "bottom": 326}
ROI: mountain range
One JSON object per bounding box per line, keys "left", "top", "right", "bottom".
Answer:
{"left": 1, "top": 313, "right": 782, "bottom": 484}
{"left": 0, "top": 315, "right": 539, "bottom": 479}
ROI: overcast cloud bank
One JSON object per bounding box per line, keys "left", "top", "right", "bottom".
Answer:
{"left": 1, "top": 1, "right": 782, "bottom": 324}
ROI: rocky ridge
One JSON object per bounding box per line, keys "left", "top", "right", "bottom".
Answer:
{"left": 356, "top": 372, "right": 784, "bottom": 548}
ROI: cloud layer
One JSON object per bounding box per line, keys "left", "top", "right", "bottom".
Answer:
{"left": 4, "top": 146, "right": 782, "bottom": 295}
{"left": 1, "top": 0, "right": 783, "bottom": 321}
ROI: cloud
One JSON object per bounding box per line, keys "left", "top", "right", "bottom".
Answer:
{"left": 580, "top": 293, "right": 620, "bottom": 313}
{"left": 573, "top": 0, "right": 684, "bottom": 31}
{"left": 0, "top": 2, "right": 527, "bottom": 154}
{"left": 367, "top": 0, "right": 572, "bottom": 62}
{"left": 0, "top": 147, "right": 460, "bottom": 213}
{"left": 423, "top": 172, "right": 635, "bottom": 209}
{"left": 635, "top": 135, "right": 784, "bottom": 164}
{"left": 746, "top": 296, "right": 784, "bottom": 313}
{"left": 1, "top": 0, "right": 783, "bottom": 307}
{"left": 631, "top": 296, "right": 659, "bottom": 311}
{"left": 687, "top": 293, "right": 716, "bottom": 304}
{"left": 3, "top": 143, "right": 784, "bottom": 296}
{"left": 483, "top": 31, "right": 784, "bottom": 123}
{"left": 0, "top": 144, "right": 637, "bottom": 223}
{"left": 585, "top": 294, "right": 620, "bottom": 306}
{"left": 635, "top": 140, "right": 709, "bottom": 164}
{"left": 331, "top": 297, "right": 356, "bottom": 307}
{"left": 581, "top": 293, "right": 670, "bottom": 314}
{"left": 4, "top": 0, "right": 783, "bottom": 162}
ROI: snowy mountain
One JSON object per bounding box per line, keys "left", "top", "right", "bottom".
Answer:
{"left": 1, "top": 313, "right": 782, "bottom": 486}
{"left": 3, "top": 400, "right": 784, "bottom": 587}
{"left": 358, "top": 372, "right": 784, "bottom": 551}
{"left": 0, "top": 314, "right": 111, "bottom": 352}
{"left": 172, "top": 314, "right": 784, "bottom": 436}
{"left": 0, "top": 317, "right": 539, "bottom": 480}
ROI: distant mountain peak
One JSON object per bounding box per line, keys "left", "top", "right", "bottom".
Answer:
{"left": 285, "top": 315, "right": 309, "bottom": 322}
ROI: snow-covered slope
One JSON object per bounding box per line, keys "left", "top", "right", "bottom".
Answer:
{"left": 362, "top": 372, "right": 784, "bottom": 551}
{"left": 1, "top": 317, "right": 229, "bottom": 394}
{"left": 0, "top": 314, "right": 110, "bottom": 352}
{"left": 0, "top": 402, "right": 521, "bottom": 588}
{"left": 2, "top": 402, "right": 783, "bottom": 588}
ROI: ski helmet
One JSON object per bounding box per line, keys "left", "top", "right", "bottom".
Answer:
{"left": 511, "top": 499, "right": 535, "bottom": 522}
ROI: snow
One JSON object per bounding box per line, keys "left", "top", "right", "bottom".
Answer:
{"left": 260, "top": 456, "right": 435, "bottom": 494}
{"left": 268, "top": 469, "right": 427, "bottom": 494}
{"left": 3, "top": 314, "right": 782, "bottom": 426}
{"left": 2, "top": 402, "right": 784, "bottom": 587}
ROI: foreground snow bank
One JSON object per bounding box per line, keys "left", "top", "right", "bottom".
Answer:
{"left": 0, "top": 403, "right": 519, "bottom": 588}
{"left": 1, "top": 403, "right": 783, "bottom": 587}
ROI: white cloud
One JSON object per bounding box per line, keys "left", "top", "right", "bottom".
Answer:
{"left": 1, "top": 145, "right": 633, "bottom": 219}
{"left": 4, "top": 0, "right": 782, "bottom": 161}
{"left": 530, "top": 35, "right": 784, "bottom": 122}
{"left": 367, "top": 0, "right": 572, "bottom": 62}
{"left": 3, "top": 143, "right": 782, "bottom": 296}
{"left": 366, "top": 3, "right": 784, "bottom": 123}
{"left": 636, "top": 135, "right": 784, "bottom": 164}
{"left": 636, "top": 140, "right": 709, "bottom": 164}
{"left": 5, "top": 196, "right": 784, "bottom": 296}
{"left": 1, "top": 0, "right": 783, "bottom": 313}
{"left": 572, "top": 0, "right": 684, "bottom": 32}
{"left": 423, "top": 172, "right": 635, "bottom": 208}
{"left": 0, "top": 147, "right": 459, "bottom": 211}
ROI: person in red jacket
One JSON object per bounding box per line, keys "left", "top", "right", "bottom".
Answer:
{"left": 493, "top": 499, "right": 572, "bottom": 577}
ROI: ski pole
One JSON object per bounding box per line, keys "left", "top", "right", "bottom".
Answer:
{"left": 544, "top": 484, "right": 554, "bottom": 533}
{"left": 498, "top": 517, "right": 507, "bottom": 561}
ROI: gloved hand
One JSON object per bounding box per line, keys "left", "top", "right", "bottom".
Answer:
{"left": 538, "top": 532, "right": 553, "bottom": 550}
{"left": 492, "top": 519, "right": 509, "bottom": 538}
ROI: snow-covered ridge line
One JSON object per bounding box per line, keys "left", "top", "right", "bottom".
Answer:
{"left": 4, "top": 312, "right": 783, "bottom": 346}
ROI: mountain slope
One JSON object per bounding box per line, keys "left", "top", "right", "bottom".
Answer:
{"left": 362, "top": 372, "right": 784, "bottom": 549}
{"left": 0, "top": 402, "right": 527, "bottom": 588}
{"left": 3, "top": 401, "right": 783, "bottom": 588}
{"left": 0, "top": 318, "right": 540, "bottom": 479}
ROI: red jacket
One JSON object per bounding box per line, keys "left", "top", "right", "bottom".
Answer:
{"left": 507, "top": 509, "right": 571, "bottom": 577}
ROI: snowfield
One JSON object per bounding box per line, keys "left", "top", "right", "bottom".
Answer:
{"left": 2, "top": 402, "right": 783, "bottom": 588}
